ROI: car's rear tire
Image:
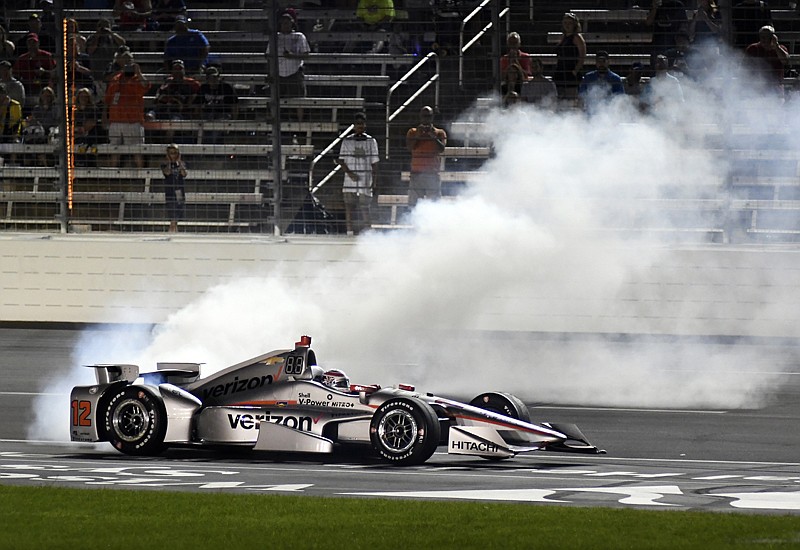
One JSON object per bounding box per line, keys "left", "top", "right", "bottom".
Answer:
{"left": 370, "top": 398, "right": 440, "bottom": 465}
{"left": 469, "top": 392, "right": 531, "bottom": 423}
{"left": 104, "top": 386, "right": 167, "bottom": 456}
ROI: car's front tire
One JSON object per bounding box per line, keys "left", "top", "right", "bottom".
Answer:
{"left": 469, "top": 392, "right": 531, "bottom": 423}
{"left": 370, "top": 398, "right": 440, "bottom": 465}
{"left": 104, "top": 386, "right": 167, "bottom": 456}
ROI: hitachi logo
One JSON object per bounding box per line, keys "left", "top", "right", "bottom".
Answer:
{"left": 201, "top": 374, "right": 273, "bottom": 400}
{"left": 450, "top": 440, "right": 502, "bottom": 453}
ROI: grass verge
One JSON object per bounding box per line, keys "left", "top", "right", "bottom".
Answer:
{"left": 2, "top": 485, "right": 799, "bottom": 549}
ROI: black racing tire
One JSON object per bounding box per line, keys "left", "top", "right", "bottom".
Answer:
{"left": 468, "top": 392, "right": 531, "bottom": 461}
{"left": 370, "top": 398, "right": 441, "bottom": 466}
{"left": 469, "top": 392, "right": 532, "bottom": 423}
{"left": 103, "top": 386, "right": 167, "bottom": 456}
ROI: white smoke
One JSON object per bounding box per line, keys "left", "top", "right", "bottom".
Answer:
{"left": 28, "top": 48, "right": 797, "bottom": 441}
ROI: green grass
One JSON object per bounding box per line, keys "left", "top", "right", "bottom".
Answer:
{"left": 1, "top": 485, "right": 799, "bottom": 549}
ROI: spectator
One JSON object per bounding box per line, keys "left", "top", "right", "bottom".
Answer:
{"left": 16, "top": 14, "right": 56, "bottom": 56}
{"left": 114, "top": 0, "right": 153, "bottom": 32}
{"left": 86, "top": 19, "right": 126, "bottom": 97}
{"left": 66, "top": 18, "right": 87, "bottom": 54}
{"left": 195, "top": 66, "right": 239, "bottom": 121}
{"left": 103, "top": 46, "right": 134, "bottom": 87}
{"left": 666, "top": 31, "right": 710, "bottom": 80}
{"left": 353, "top": 0, "right": 395, "bottom": 53}
{"left": 160, "top": 143, "right": 187, "bottom": 232}
{"left": 357, "top": 0, "right": 395, "bottom": 27}
{"left": 164, "top": 16, "right": 210, "bottom": 74}
{"left": 645, "top": 0, "right": 689, "bottom": 66}
{"left": 641, "top": 55, "right": 684, "bottom": 119}
{"left": 500, "top": 32, "right": 532, "bottom": 83}
{"left": 13, "top": 33, "right": 56, "bottom": 110}
{"left": 103, "top": 60, "right": 150, "bottom": 168}
{"left": 266, "top": 12, "right": 310, "bottom": 120}
{"left": 0, "top": 25, "right": 15, "bottom": 64}
{"left": 521, "top": 57, "right": 558, "bottom": 107}
{"left": 66, "top": 37, "right": 95, "bottom": 95}
{"left": 622, "top": 62, "right": 646, "bottom": 97}
{"left": 554, "top": 12, "right": 586, "bottom": 100}
{"left": 26, "top": 85, "right": 58, "bottom": 141}
{"left": 37, "top": 0, "right": 58, "bottom": 41}
{"left": 22, "top": 85, "right": 57, "bottom": 165}
{"left": 502, "top": 90, "right": 521, "bottom": 109}
{"left": 155, "top": 59, "right": 200, "bottom": 120}
{"left": 0, "top": 61, "right": 25, "bottom": 108}
{"left": 151, "top": 0, "right": 187, "bottom": 28}
{"left": 73, "top": 87, "right": 102, "bottom": 166}
{"left": 689, "top": 0, "right": 722, "bottom": 48}
{"left": 0, "top": 84, "right": 23, "bottom": 148}
{"left": 744, "top": 25, "right": 789, "bottom": 97}
{"left": 337, "top": 111, "right": 379, "bottom": 236}
{"left": 405, "top": 105, "right": 446, "bottom": 207}
{"left": 578, "top": 50, "right": 625, "bottom": 112}
{"left": 733, "top": 0, "right": 773, "bottom": 51}
{"left": 501, "top": 62, "right": 526, "bottom": 97}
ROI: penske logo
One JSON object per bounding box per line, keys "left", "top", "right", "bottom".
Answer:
{"left": 227, "top": 412, "right": 313, "bottom": 431}
{"left": 201, "top": 375, "right": 273, "bottom": 400}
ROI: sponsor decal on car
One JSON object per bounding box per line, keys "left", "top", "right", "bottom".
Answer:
{"left": 449, "top": 440, "right": 502, "bottom": 454}
{"left": 227, "top": 412, "right": 313, "bottom": 431}
{"left": 298, "top": 393, "right": 356, "bottom": 408}
{"left": 201, "top": 375, "right": 274, "bottom": 400}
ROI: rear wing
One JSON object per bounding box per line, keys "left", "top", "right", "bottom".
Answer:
{"left": 84, "top": 364, "right": 140, "bottom": 384}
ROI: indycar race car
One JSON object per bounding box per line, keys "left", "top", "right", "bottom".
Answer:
{"left": 70, "top": 336, "right": 603, "bottom": 465}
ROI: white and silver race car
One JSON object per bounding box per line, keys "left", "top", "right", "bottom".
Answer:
{"left": 70, "top": 336, "right": 603, "bottom": 465}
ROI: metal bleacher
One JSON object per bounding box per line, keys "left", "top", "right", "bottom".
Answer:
{"left": 4, "top": 2, "right": 800, "bottom": 242}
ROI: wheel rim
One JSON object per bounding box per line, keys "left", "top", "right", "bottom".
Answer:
{"left": 112, "top": 399, "right": 150, "bottom": 442}
{"left": 377, "top": 409, "right": 418, "bottom": 454}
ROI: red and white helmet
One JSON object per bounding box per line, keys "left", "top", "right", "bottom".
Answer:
{"left": 321, "top": 369, "right": 349, "bottom": 390}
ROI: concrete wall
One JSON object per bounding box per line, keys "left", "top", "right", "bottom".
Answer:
{"left": 2, "top": 233, "right": 799, "bottom": 338}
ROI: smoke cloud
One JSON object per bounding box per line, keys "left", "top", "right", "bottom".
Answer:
{"left": 29, "top": 48, "right": 797, "bottom": 441}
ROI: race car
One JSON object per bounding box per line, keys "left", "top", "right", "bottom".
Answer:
{"left": 70, "top": 336, "right": 603, "bottom": 465}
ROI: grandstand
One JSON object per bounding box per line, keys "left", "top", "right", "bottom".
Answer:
{"left": 1, "top": 1, "right": 800, "bottom": 242}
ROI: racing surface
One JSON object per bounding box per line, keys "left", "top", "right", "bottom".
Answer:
{"left": 2, "top": 327, "right": 800, "bottom": 514}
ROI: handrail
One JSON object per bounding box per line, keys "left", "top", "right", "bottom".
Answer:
{"left": 459, "top": 1, "right": 511, "bottom": 89}
{"left": 384, "top": 52, "right": 440, "bottom": 160}
{"left": 308, "top": 124, "right": 354, "bottom": 195}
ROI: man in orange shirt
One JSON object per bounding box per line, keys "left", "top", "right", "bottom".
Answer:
{"left": 103, "top": 60, "right": 150, "bottom": 168}
{"left": 405, "top": 105, "right": 446, "bottom": 207}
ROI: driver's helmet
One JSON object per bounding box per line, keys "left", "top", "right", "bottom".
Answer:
{"left": 321, "top": 369, "right": 350, "bottom": 390}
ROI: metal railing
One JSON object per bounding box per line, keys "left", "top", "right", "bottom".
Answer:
{"left": 458, "top": 0, "right": 511, "bottom": 89}
{"left": 308, "top": 124, "right": 355, "bottom": 196}
{"left": 385, "top": 52, "right": 440, "bottom": 160}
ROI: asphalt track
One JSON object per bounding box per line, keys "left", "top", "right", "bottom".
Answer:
{"left": 1, "top": 327, "right": 799, "bottom": 514}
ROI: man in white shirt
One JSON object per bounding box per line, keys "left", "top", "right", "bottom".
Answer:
{"left": 267, "top": 12, "right": 310, "bottom": 120}
{"left": 267, "top": 12, "right": 310, "bottom": 97}
{"left": 337, "top": 112, "right": 380, "bottom": 236}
